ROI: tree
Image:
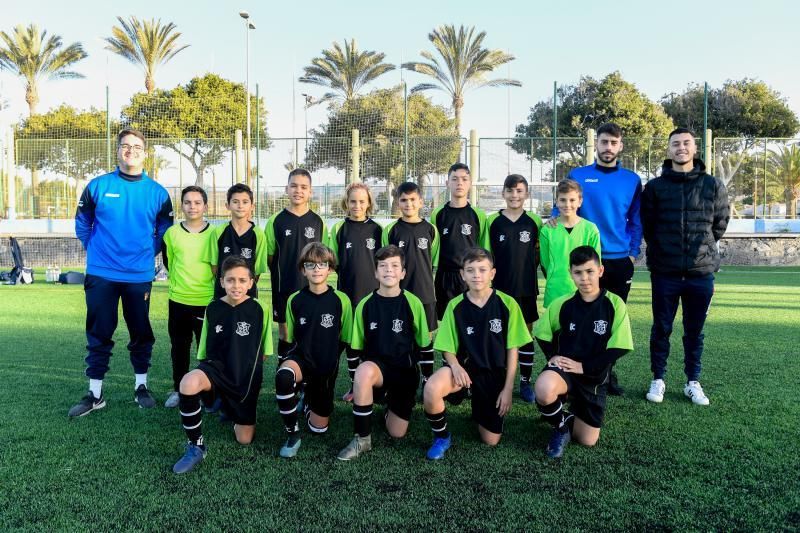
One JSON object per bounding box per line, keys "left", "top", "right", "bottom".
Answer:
{"left": 305, "top": 86, "right": 458, "bottom": 190}
{"left": 0, "top": 24, "right": 87, "bottom": 115}
{"left": 768, "top": 143, "right": 800, "bottom": 218}
{"left": 402, "top": 24, "right": 520, "bottom": 135}
{"left": 299, "top": 39, "right": 395, "bottom": 105}
{"left": 512, "top": 72, "right": 674, "bottom": 179}
{"left": 121, "top": 74, "right": 268, "bottom": 187}
{"left": 104, "top": 16, "right": 189, "bottom": 94}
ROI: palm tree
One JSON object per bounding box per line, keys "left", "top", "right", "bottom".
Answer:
{"left": 104, "top": 16, "right": 189, "bottom": 94}
{"left": 768, "top": 143, "right": 800, "bottom": 218}
{"left": 0, "top": 24, "right": 87, "bottom": 115}
{"left": 299, "top": 39, "right": 395, "bottom": 105}
{"left": 402, "top": 24, "right": 520, "bottom": 135}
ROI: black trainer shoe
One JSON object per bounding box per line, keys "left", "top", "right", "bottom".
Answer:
{"left": 607, "top": 371, "right": 624, "bottom": 396}
{"left": 68, "top": 391, "right": 106, "bottom": 418}
{"left": 134, "top": 384, "right": 156, "bottom": 408}
{"left": 546, "top": 427, "right": 572, "bottom": 459}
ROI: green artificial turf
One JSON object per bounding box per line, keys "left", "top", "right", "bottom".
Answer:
{"left": 0, "top": 266, "right": 798, "bottom": 531}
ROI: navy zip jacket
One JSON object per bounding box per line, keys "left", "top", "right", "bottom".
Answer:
{"left": 75, "top": 167, "right": 173, "bottom": 283}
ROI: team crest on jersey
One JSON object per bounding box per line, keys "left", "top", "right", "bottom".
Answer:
{"left": 320, "top": 314, "right": 334, "bottom": 328}
{"left": 392, "top": 319, "right": 404, "bottom": 333}
{"left": 593, "top": 320, "right": 608, "bottom": 335}
{"left": 304, "top": 227, "right": 315, "bottom": 239}
{"left": 235, "top": 322, "right": 251, "bottom": 336}
{"left": 366, "top": 238, "right": 376, "bottom": 250}
{"left": 461, "top": 224, "right": 472, "bottom": 236}
{"left": 489, "top": 319, "right": 502, "bottom": 334}
{"left": 240, "top": 247, "right": 252, "bottom": 259}
{"left": 417, "top": 238, "right": 428, "bottom": 249}
{"left": 519, "top": 231, "right": 531, "bottom": 243}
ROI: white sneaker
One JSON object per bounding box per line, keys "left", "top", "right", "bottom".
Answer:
{"left": 646, "top": 379, "right": 665, "bottom": 403}
{"left": 164, "top": 391, "right": 180, "bottom": 408}
{"left": 684, "top": 381, "right": 710, "bottom": 406}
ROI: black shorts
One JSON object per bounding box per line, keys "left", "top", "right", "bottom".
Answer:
{"left": 369, "top": 360, "right": 419, "bottom": 421}
{"left": 197, "top": 365, "right": 262, "bottom": 426}
{"left": 271, "top": 290, "right": 293, "bottom": 323}
{"left": 515, "top": 294, "right": 539, "bottom": 324}
{"left": 600, "top": 257, "right": 635, "bottom": 303}
{"left": 435, "top": 270, "right": 466, "bottom": 319}
{"left": 287, "top": 357, "right": 339, "bottom": 418}
{"left": 541, "top": 364, "right": 607, "bottom": 428}
{"left": 444, "top": 367, "right": 506, "bottom": 435}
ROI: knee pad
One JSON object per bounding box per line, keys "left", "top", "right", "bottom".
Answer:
{"left": 275, "top": 367, "right": 296, "bottom": 395}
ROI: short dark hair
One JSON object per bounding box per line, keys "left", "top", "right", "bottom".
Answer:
{"left": 668, "top": 127, "right": 696, "bottom": 140}
{"left": 117, "top": 129, "right": 146, "bottom": 147}
{"left": 181, "top": 185, "right": 207, "bottom": 204}
{"left": 220, "top": 255, "right": 253, "bottom": 278}
{"left": 448, "top": 162, "right": 470, "bottom": 175}
{"left": 569, "top": 245, "right": 601, "bottom": 268}
{"left": 503, "top": 174, "right": 528, "bottom": 191}
{"left": 297, "top": 242, "right": 336, "bottom": 271}
{"left": 460, "top": 247, "right": 494, "bottom": 268}
{"left": 596, "top": 123, "right": 622, "bottom": 138}
{"left": 227, "top": 183, "right": 253, "bottom": 203}
{"left": 374, "top": 244, "right": 405, "bottom": 269}
{"left": 288, "top": 168, "right": 312, "bottom": 183}
{"left": 556, "top": 178, "right": 582, "bottom": 197}
{"left": 395, "top": 181, "right": 420, "bottom": 198}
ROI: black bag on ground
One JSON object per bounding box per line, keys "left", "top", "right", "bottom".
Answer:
{"left": 59, "top": 271, "right": 85, "bottom": 284}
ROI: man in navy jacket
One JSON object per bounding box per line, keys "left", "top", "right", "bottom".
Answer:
{"left": 69, "top": 129, "right": 173, "bottom": 417}
{"left": 549, "top": 122, "right": 642, "bottom": 395}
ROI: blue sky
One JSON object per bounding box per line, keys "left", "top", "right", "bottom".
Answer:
{"left": 2, "top": 0, "right": 799, "bottom": 140}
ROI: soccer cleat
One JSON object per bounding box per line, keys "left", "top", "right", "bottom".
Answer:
{"left": 164, "top": 391, "right": 180, "bottom": 408}
{"left": 684, "top": 381, "right": 710, "bottom": 406}
{"left": 519, "top": 380, "right": 535, "bottom": 403}
{"left": 426, "top": 435, "right": 452, "bottom": 460}
{"left": 545, "top": 427, "right": 572, "bottom": 459}
{"left": 607, "top": 371, "right": 625, "bottom": 396}
{"left": 342, "top": 388, "right": 354, "bottom": 403}
{"left": 172, "top": 442, "right": 207, "bottom": 474}
{"left": 68, "top": 391, "right": 106, "bottom": 418}
{"left": 134, "top": 384, "right": 156, "bottom": 409}
{"left": 336, "top": 434, "right": 372, "bottom": 461}
{"left": 646, "top": 379, "right": 666, "bottom": 403}
{"left": 279, "top": 434, "right": 302, "bottom": 458}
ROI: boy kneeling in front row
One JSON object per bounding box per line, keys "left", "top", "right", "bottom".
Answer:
{"left": 172, "top": 255, "right": 273, "bottom": 473}
{"left": 423, "top": 247, "right": 532, "bottom": 460}
{"left": 533, "top": 246, "right": 632, "bottom": 459}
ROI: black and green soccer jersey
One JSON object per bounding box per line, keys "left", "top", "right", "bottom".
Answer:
{"left": 329, "top": 217, "right": 382, "bottom": 305}
{"left": 265, "top": 208, "right": 326, "bottom": 295}
{"left": 197, "top": 297, "right": 273, "bottom": 400}
{"left": 483, "top": 210, "right": 543, "bottom": 298}
{"left": 540, "top": 218, "right": 601, "bottom": 307}
{"left": 285, "top": 286, "right": 353, "bottom": 376}
{"left": 351, "top": 289, "right": 430, "bottom": 369}
{"left": 430, "top": 202, "right": 487, "bottom": 271}
{"left": 381, "top": 219, "right": 439, "bottom": 304}
{"left": 435, "top": 289, "right": 532, "bottom": 370}
{"left": 162, "top": 222, "right": 215, "bottom": 306}
{"left": 534, "top": 289, "right": 633, "bottom": 381}
{"left": 204, "top": 221, "right": 267, "bottom": 299}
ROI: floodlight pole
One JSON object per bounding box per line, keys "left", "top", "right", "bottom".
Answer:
{"left": 240, "top": 11, "right": 255, "bottom": 186}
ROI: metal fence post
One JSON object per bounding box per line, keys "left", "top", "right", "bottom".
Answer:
{"left": 6, "top": 128, "right": 16, "bottom": 220}
{"left": 106, "top": 86, "right": 111, "bottom": 171}
{"left": 235, "top": 129, "right": 244, "bottom": 183}
{"left": 351, "top": 129, "right": 360, "bottom": 184}
{"left": 705, "top": 129, "right": 713, "bottom": 173}
{"left": 585, "top": 129, "right": 596, "bottom": 166}
{"left": 469, "top": 129, "right": 478, "bottom": 204}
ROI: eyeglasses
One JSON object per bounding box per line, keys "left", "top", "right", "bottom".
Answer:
{"left": 119, "top": 143, "right": 145, "bottom": 153}
{"left": 303, "top": 262, "right": 329, "bottom": 270}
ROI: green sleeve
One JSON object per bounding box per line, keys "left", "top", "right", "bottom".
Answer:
{"left": 607, "top": 293, "right": 634, "bottom": 352}
{"left": 430, "top": 206, "right": 442, "bottom": 229}
{"left": 163, "top": 228, "right": 175, "bottom": 272}
{"left": 336, "top": 290, "right": 354, "bottom": 343}
{"left": 430, "top": 223, "right": 440, "bottom": 268}
{"left": 264, "top": 214, "right": 277, "bottom": 257}
{"left": 533, "top": 294, "right": 566, "bottom": 342}
{"left": 539, "top": 226, "right": 552, "bottom": 275}
{"left": 527, "top": 211, "right": 543, "bottom": 230}
{"left": 284, "top": 291, "right": 299, "bottom": 343}
{"left": 253, "top": 225, "right": 268, "bottom": 275}
{"left": 381, "top": 220, "right": 395, "bottom": 247}
{"left": 350, "top": 294, "right": 369, "bottom": 350}
{"left": 204, "top": 223, "right": 223, "bottom": 266}
{"left": 320, "top": 218, "right": 327, "bottom": 245}
{"left": 588, "top": 222, "right": 602, "bottom": 260}
{"left": 475, "top": 207, "right": 488, "bottom": 250}
{"left": 197, "top": 311, "right": 209, "bottom": 360}
{"left": 405, "top": 291, "right": 431, "bottom": 347}
{"left": 258, "top": 298, "right": 274, "bottom": 356}
{"left": 483, "top": 212, "right": 499, "bottom": 251}
{"left": 498, "top": 291, "right": 534, "bottom": 348}
{"left": 433, "top": 295, "right": 462, "bottom": 354}
{"left": 328, "top": 220, "right": 344, "bottom": 258}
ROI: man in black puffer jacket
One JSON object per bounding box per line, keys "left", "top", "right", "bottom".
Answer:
{"left": 640, "top": 128, "right": 730, "bottom": 407}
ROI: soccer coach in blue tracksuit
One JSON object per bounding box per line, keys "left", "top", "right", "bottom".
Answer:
{"left": 549, "top": 122, "right": 643, "bottom": 395}
{"left": 69, "top": 129, "right": 173, "bottom": 418}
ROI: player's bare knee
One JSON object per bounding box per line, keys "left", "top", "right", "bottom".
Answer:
{"left": 534, "top": 381, "right": 557, "bottom": 404}
{"left": 387, "top": 425, "right": 407, "bottom": 439}
{"left": 179, "top": 373, "right": 200, "bottom": 394}
{"left": 482, "top": 434, "right": 501, "bottom": 446}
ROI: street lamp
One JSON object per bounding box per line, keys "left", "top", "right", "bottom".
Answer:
{"left": 301, "top": 93, "right": 314, "bottom": 158}
{"left": 240, "top": 11, "right": 255, "bottom": 185}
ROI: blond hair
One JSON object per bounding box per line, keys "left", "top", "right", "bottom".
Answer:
{"left": 340, "top": 182, "right": 375, "bottom": 217}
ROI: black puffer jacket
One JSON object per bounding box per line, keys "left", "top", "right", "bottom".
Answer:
{"left": 641, "top": 159, "right": 730, "bottom": 276}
